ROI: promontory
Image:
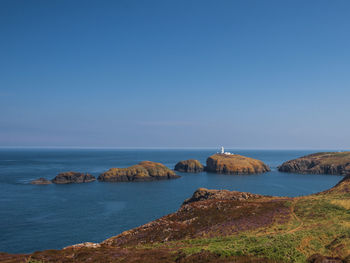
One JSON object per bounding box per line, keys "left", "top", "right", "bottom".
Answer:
{"left": 278, "top": 151, "right": 350, "bottom": 175}
{"left": 98, "top": 161, "right": 180, "bottom": 182}
{"left": 174, "top": 159, "right": 204, "bottom": 173}
{"left": 206, "top": 154, "right": 270, "bottom": 174}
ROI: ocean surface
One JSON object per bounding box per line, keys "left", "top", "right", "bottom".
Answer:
{"left": 0, "top": 148, "right": 344, "bottom": 254}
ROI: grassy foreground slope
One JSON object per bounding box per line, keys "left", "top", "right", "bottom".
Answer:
{"left": 2, "top": 176, "right": 350, "bottom": 263}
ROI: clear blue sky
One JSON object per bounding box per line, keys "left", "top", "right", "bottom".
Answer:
{"left": 1, "top": 0, "right": 350, "bottom": 149}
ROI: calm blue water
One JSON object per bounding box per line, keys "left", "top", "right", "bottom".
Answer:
{"left": 0, "top": 148, "right": 344, "bottom": 254}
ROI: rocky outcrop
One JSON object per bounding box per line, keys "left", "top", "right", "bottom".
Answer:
{"left": 98, "top": 161, "right": 180, "bottom": 182}
{"left": 278, "top": 152, "right": 350, "bottom": 175}
{"left": 64, "top": 242, "right": 101, "bottom": 250}
{"left": 52, "top": 172, "right": 96, "bottom": 184}
{"left": 206, "top": 154, "right": 270, "bottom": 175}
{"left": 174, "top": 159, "right": 204, "bottom": 173}
{"left": 30, "top": 178, "right": 52, "bottom": 185}
{"left": 183, "top": 187, "right": 263, "bottom": 205}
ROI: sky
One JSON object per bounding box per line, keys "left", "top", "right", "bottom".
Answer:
{"left": 1, "top": 0, "right": 350, "bottom": 149}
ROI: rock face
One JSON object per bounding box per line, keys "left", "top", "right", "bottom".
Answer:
{"left": 30, "top": 178, "right": 52, "bottom": 185}
{"left": 174, "top": 159, "right": 204, "bottom": 173}
{"left": 183, "top": 187, "right": 263, "bottom": 205}
{"left": 206, "top": 154, "right": 270, "bottom": 175}
{"left": 98, "top": 161, "right": 180, "bottom": 182}
{"left": 278, "top": 152, "right": 350, "bottom": 175}
{"left": 51, "top": 172, "right": 96, "bottom": 184}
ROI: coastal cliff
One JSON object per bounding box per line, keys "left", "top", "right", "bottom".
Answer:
{"left": 174, "top": 159, "right": 204, "bottom": 173}
{"left": 98, "top": 161, "right": 180, "bottom": 182}
{"left": 206, "top": 154, "right": 270, "bottom": 174}
{"left": 278, "top": 152, "right": 350, "bottom": 175}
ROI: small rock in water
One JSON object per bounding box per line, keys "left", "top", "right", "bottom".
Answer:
{"left": 30, "top": 178, "right": 52, "bottom": 185}
{"left": 174, "top": 159, "right": 204, "bottom": 173}
{"left": 52, "top": 172, "right": 96, "bottom": 184}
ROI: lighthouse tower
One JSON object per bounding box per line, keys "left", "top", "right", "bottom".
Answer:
{"left": 219, "top": 146, "right": 232, "bottom": 155}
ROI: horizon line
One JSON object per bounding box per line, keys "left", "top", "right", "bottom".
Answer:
{"left": 0, "top": 146, "right": 348, "bottom": 151}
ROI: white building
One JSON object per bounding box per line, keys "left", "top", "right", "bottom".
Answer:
{"left": 219, "top": 146, "right": 232, "bottom": 155}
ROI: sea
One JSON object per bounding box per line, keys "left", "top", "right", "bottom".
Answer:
{"left": 0, "top": 148, "right": 343, "bottom": 254}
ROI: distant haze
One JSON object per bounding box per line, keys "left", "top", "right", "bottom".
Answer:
{"left": 1, "top": 0, "right": 350, "bottom": 149}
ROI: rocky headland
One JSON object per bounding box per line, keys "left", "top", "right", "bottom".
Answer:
{"left": 278, "top": 151, "right": 350, "bottom": 175}
{"left": 7, "top": 175, "right": 350, "bottom": 262}
{"left": 206, "top": 154, "right": 270, "bottom": 174}
{"left": 183, "top": 187, "right": 264, "bottom": 205}
{"left": 174, "top": 159, "right": 204, "bottom": 173}
{"left": 51, "top": 172, "right": 96, "bottom": 184}
{"left": 98, "top": 161, "right": 180, "bottom": 182}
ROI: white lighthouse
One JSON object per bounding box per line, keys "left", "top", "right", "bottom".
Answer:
{"left": 219, "top": 146, "right": 232, "bottom": 155}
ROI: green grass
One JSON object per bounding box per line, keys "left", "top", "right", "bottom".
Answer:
{"left": 137, "top": 195, "right": 350, "bottom": 263}
{"left": 166, "top": 234, "right": 306, "bottom": 262}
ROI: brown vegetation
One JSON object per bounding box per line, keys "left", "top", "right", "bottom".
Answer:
{"left": 98, "top": 161, "right": 180, "bottom": 182}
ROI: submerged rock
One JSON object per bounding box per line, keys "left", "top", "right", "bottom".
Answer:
{"left": 98, "top": 161, "right": 180, "bottom": 182}
{"left": 174, "top": 159, "right": 204, "bottom": 173}
{"left": 52, "top": 172, "right": 96, "bottom": 184}
{"left": 30, "top": 178, "right": 52, "bottom": 185}
{"left": 278, "top": 152, "right": 350, "bottom": 175}
{"left": 206, "top": 154, "right": 270, "bottom": 175}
